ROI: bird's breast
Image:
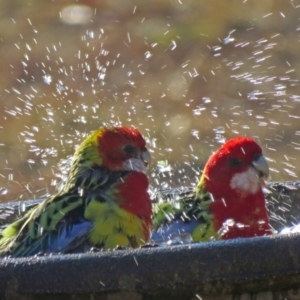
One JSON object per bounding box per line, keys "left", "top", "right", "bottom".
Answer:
{"left": 84, "top": 199, "right": 147, "bottom": 249}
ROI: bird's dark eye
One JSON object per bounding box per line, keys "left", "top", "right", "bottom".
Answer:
{"left": 123, "top": 144, "right": 137, "bottom": 155}
{"left": 229, "top": 157, "right": 243, "bottom": 167}
{"left": 253, "top": 153, "right": 261, "bottom": 161}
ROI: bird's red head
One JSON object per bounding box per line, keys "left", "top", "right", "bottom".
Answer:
{"left": 97, "top": 127, "right": 151, "bottom": 172}
{"left": 202, "top": 136, "right": 268, "bottom": 200}
{"left": 72, "top": 126, "right": 151, "bottom": 173}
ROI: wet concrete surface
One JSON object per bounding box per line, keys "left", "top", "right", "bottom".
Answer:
{"left": 1, "top": 231, "right": 300, "bottom": 298}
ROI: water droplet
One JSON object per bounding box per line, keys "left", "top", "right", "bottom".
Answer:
{"left": 56, "top": 83, "right": 66, "bottom": 94}
{"left": 191, "top": 129, "right": 199, "bottom": 139}
{"left": 24, "top": 138, "right": 36, "bottom": 143}
{"left": 247, "top": 90, "right": 262, "bottom": 100}
{"left": 213, "top": 126, "right": 225, "bottom": 134}
{"left": 76, "top": 90, "right": 84, "bottom": 97}
{"left": 43, "top": 75, "right": 52, "bottom": 85}
{"left": 0, "top": 188, "right": 8, "bottom": 195}
{"left": 202, "top": 97, "right": 211, "bottom": 104}
{"left": 86, "top": 30, "right": 94, "bottom": 39}
{"left": 212, "top": 46, "right": 222, "bottom": 51}
{"left": 157, "top": 160, "right": 172, "bottom": 173}
{"left": 144, "top": 51, "right": 152, "bottom": 60}
{"left": 193, "top": 106, "right": 205, "bottom": 116}
{"left": 166, "top": 233, "right": 192, "bottom": 245}
{"left": 169, "top": 40, "right": 177, "bottom": 50}
{"left": 218, "top": 218, "right": 235, "bottom": 237}
{"left": 20, "top": 202, "right": 27, "bottom": 213}
{"left": 213, "top": 127, "right": 226, "bottom": 144}
{"left": 223, "top": 36, "right": 235, "bottom": 44}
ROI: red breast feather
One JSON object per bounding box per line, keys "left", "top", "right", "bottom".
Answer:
{"left": 115, "top": 172, "right": 152, "bottom": 240}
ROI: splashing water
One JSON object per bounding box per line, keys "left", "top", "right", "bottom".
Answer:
{"left": 1, "top": 1, "right": 300, "bottom": 236}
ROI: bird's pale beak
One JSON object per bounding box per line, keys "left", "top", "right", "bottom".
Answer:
{"left": 142, "top": 148, "right": 151, "bottom": 168}
{"left": 252, "top": 155, "right": 269, "bottom": 179}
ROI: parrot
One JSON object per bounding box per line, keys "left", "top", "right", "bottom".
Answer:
{"left": 151, "top": 136, "right": 273, "bottom": 243}
{"left": 0, "top": 127, "right": 152, "bottom": 257}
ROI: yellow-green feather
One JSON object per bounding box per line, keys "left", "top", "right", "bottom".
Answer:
{"left": 63, "top": 129, "right": 105, "bottom": 191}
{"left": 153, "top": 175, "right": 220, "bottom": 242}
{"left": 84, "top": 188, "right": 146, "bottom": 249}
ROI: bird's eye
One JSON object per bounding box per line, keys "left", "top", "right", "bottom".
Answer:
{"left": 229, "top": 157, "right": 243, "bottom": 167}
{"left": 123, "top": 144, "right": 137, "bottom": 155}
{"left": 253, "top": 153, "right": 261, "bottom": 161}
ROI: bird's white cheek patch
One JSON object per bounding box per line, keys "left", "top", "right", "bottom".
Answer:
{"left": 124, "top": 158, "right": 147, "bottom": 173}
{"left": 230, "top": 167, "right": 260, "bottom": 195}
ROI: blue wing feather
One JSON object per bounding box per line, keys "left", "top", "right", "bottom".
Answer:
{"left": 46, "top": 219, "right": 94, "bottom": 253}
{"left": 151, "top": 220, "right": 199, "bottom": 242}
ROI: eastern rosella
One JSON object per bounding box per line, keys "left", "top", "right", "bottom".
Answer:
{"left": 152, "top": 137, "right": 272, "bottom": 242}
{"left": 0, "top": 127, "right": 152, "bottom": 257}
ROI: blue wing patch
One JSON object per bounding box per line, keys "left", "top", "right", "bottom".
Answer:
{"left": 151, "top": 220, "right": 199, "bottom": 242}
{"left": 45, "top": 219, "right": 94, "bottom": 254}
